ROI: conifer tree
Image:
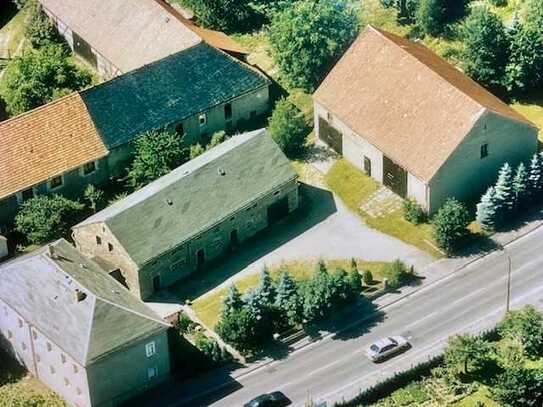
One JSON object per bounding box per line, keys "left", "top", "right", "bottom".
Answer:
{"left": 494, "top": 163, "right": 515, "bottom": 216}
{"left": 513, "top": 162, "right": 529, "bottom": 209}
{"left": 222, "top": 284, "right": 243, "bottom": 316}
{"left": 476, "top": 186, "right": 499, "bottom": 231}
{"left": 275, "top": 271, "right": 302, "bottom": 325}
{"left": 254, "top": 266, "right": 275, "bottom": 308}
{"left": 528, "top": 153, "right": 543, "bottom": 201}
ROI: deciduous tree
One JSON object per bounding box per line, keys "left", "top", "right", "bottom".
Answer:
{"left": 432, "top": 198, "right": 470, "bottom": 252}
{"left": 498, "top": 305, "right": 543, "bottom": 359}
{"left": 490, "top": 368, "right": 543, "bottom": 407}
{"left": 268, "top": 98, "right": 308, "bottom": 157}
{"left": 444, "top": 334, "right": 493, "bottom": 376}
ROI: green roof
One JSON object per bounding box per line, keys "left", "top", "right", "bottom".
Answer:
{"left": 81, "top": 43, "right": 270, "bottom": 150}
{"left": 75, "top": 130, "right": 298, "bottom": 266}
{"left": 0, "top": 240, "right": 168, "bottom": 365}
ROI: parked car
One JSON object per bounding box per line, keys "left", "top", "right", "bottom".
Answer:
{"left": 366, "top": 336, "right": 410, "bottom": 362}
{"left": 244, "top": 391, "right": 291, "bottom": 407}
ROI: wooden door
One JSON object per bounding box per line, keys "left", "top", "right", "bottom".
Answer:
{"left": 318, "top": 117, "right": 343, "bottom": 154}
{"left": 383, "top": 155, "right": 407, "bottom": 198}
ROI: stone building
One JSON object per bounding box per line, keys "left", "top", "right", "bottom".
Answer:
{"left": 0, "top": 239, "right": 170, "bottom": 407}
{"left": 314, "top": 26, "right": 539, "bottom": 214}
{"left": 72, "top": 130, "right": 299, "bottom": 300}
{"left": 0, "top": 42, "right": 271, "bottom": 231}
{"left": 38, "top": 0, "right": 246, "bottom": 78}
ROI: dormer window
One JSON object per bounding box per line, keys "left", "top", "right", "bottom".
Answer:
{"left": 199, "top": 113, "right": 207, "bottom": 126}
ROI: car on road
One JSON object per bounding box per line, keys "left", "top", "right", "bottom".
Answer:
{"left": 366, "top": 336, "right": 410, "bottom": 362}
{"left": 244, "top": 391, "right": 291, "bottom": 407}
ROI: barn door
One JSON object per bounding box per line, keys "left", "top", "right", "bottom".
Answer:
{"left": 318, "top": 117, "right": 343, "bottom": 154}
{"left": 73, "top": 31, "right": 97, "bottom": 68}
{"left": 383, "top": 155, "right": 407, "bottom": 198}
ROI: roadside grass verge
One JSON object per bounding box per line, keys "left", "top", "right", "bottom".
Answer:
{"left": 192, "top": 258, "right": 390, "bottom": 328}
{"left": 325, "top": 159, "right": 442, "bottom": 258}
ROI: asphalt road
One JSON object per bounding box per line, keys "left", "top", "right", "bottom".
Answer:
{"left": 185, "top": 226, "right": 543, "bottom": 407}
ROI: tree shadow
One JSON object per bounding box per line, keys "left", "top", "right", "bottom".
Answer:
{"left": 0, "top": 346, "right": 27, "bottom": 386}
{"left": 163, "top": 183, "right": 338, "bottom": 302}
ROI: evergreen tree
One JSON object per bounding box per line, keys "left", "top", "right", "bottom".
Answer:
{"left": 302, "top": 262, "right": 333, "bottom": 321}
{"left": 513, "top": 162, "right": 529, "bottom": 209}
{"left": 494, "top": 163, "right": 515, "bottom": 217}
{"left": 254, "top": 266, "right": 276, "bottom": 308}
{"left": 274, "top": 270, "right": 302, "bottom": 325}
{"left": 222, "top": 284, "right": 243, "bottom": 316}
{"left": 476, "top": 186, "right": 499, "bottom": 231}
{"left": 348, "top": 258, "right": 362, "bottom": 294}
{"left": 527, "top": 153, "right": 543, "bottom": 201}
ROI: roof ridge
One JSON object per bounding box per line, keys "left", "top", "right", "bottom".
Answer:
{"left": 370, "top": 26, "right": 534, "bottom": 128}
{"left": 0, "top": 92, "right": 80, "bottom": 127}
{"left": 82, "top": 295, "right": 97, "bottom": 365}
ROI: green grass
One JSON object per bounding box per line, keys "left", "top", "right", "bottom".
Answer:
{"left": 192, "top": 258, "right": 390, "bottom": 328}
{"left": 325, "top": 160, "right": 442, "bottom": 258}
{"left": 511, "top": 98, "right": 543, "bottom": 142}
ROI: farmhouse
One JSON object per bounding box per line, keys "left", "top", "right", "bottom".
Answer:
{"left": 0, "top": 239, "right": 170, "bottom": 407}
{"left": 314, "top": 26, "right": 539, "bottom": 214}
{"left": 72, "top": 130, "right": 299, "bottom": 300}
{"left": 0, "top": 43, "right": 271, "bottom": 231}
{"left": 38, "top": 0, "right": 245, "bottom": 78}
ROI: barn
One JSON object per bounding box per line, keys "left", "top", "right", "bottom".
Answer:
{"left": 314, "top": 26, "right": 539, "bottom": 214}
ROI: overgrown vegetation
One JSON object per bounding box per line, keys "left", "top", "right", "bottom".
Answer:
{"left": 432, "top": 198, "right": 471, "bottom": 253}
{"left": 268, "top": 98, "right": 309, "bottom": 157}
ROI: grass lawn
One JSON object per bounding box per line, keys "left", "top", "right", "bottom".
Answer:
{"left": 511, "top": 98, "right": 543, "bottom": 142}
{"left": 325, "top": 159, "right": 443, "bottom": 258}
{"left": 192, "top": 258, "right": 390, "bottom": 328}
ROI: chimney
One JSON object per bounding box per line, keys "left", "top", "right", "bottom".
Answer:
{"left": 47, "top": 244, "right": 58, "bottom": 260}
{"left": 75, "top": 289, "right": 87, "bottom": 302}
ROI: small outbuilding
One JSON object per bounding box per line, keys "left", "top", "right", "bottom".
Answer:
{"left": 314, "top": 26, "right": 539, "bottom": 214}
{"left": 72, "top": 129, "right": 299, "bottom": 300}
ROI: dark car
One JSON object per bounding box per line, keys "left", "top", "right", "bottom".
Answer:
{"left": 243, "top": 391, "right": 291, "bottom": 407}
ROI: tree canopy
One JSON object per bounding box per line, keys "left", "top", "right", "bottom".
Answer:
{"left": 269, "top": 0, "right": 359, "bottom": 91}
{"left": 268, "top": 98, "right": 308, "bottom": 157}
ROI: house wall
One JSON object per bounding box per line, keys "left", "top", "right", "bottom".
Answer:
{"left": 0, "top": 158, "right": 110, "bottom": 233}
{"left": 42, "top": 6, "right": 122, "bottom": 80}
{"left": 315, "top": 101, "right": 429, "bottom": 210}
{"left": 0, "top": 298, "right": 92, "bottom": 407}
{"left": 86, "top": 330, "right": 170, "bottom": 407}
{"left": 429, "top": 111, "right": 539, "bottom": 213}
{"left": 72, "top": 223, "right": 142, "bottom": 297}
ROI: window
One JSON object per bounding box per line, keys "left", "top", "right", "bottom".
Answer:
{"left": 46, "top": 342, "right": 52, "bottom": 352}
{"left": 50, "top": 366, "right": 55, "bottom": 374}
{"left": 273, "top": 190, "right": 280, "bottom": 196}
{"left": 36, "top": 354, "right": 41, "bottom": 363}
{"left": 61, "top": 354, "right": 66, "bottom": 364}
{"left": 64, "top": 377, "right": 70, "bottom": 386}
{"left": 49, "top": 175, "right": 63, "bottom": 190}
{"left": 17, "top": 188, "right": 35, "bottom": 204}
{"left": 480, "top": 143, "right": 489, "bottom": 159}
{"left": 76, "top": 387, "right": 82, "bottom": 396}
{"left": 145, "top": 341, "right": 156, "bottom": 357}
{"left": 199, "top": 113, "right": 207, "bottom": 126}
{"left": 108, "top": 243, "right": 113, "bottom": 252}
{"left": 224, "top": 103, "right": 232, "bottom": 120}
{"left": 147, "top": 367, "right": 158, "bottom": 380}
{"left": 73, "top": 364, "right": 79, "bottom": 374}
{"left": 175, "top": 123, "right": 184, "bottom": 136}
{"left": 18, "top": 318, "right": 23, "bottom": 328}
{"left": 21, "top": 342, "right": 27, "bottom": 351}
{"left": 32, "top": 330, "right": 38, "bottom": 340}
{"left": 7, "top": 330, "right": 12, "bottom": 339}
{"left": 96, "top": 236, "right": 102, "bottom": 245}
{"left": 82, "top": 161, "right": 96, "bottom": 176}
{"left": 327, "top": 112, "right": 333, "bottom": 122}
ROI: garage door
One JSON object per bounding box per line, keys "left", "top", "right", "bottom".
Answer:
{"left": 318, "top": 117, "right": 343, "bottom": 154}
{"left": 383, "top": 155, "right": 407, "bottom": 198}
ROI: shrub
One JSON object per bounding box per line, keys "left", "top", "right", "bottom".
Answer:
{"left": 15, "top": 195, "right": 84, "bottom": 244}
{"left": 444, "top": 334, "right": 493, "bottom": 376}
{"left": 403, "top": 199, "right": 426, "bottom": 224}
{"left": 415, "top": 0, "right": 469, "bottom": 36}
{"left": 432, "top": 198, "right": 470, "bottom": 253}
{"left": 83, "top": 184, "right": 104, "bottom": 214}
{"left": 194, "top": 334, "right": 231, "bottom": 364}
{"left": 268, "top": 98, "right": 309, "bottom": 157}
{"left": 498, "top": 305, "right": 543, "bottom": 359}
{"left": 381, "top": 260, "right": 414, "bottom": 289}
{"left": 216, "top": 307, "right": 263, "bottom": 352}
{"left": 490, "top": 368, "right": 543, "bottom": 407}
{"left": 127, "top": 130, "right": 188, "bottom": 188}
{"left": 25, "top": 0, "right": 62, "bottom": 49}
{"left": 177, "top": 313, "right": 195, "bottom": 334}
{"left": 269, "top": 0, "right": 359, "bottom": 91}
{"left": 181, "top": 0, "right": 256, "bottom": 33}
{"left": 362, "top": 270, "right": 373, "bottom": 286}
{"left": 488, "top": 0, "right": 507, "bottom": 5}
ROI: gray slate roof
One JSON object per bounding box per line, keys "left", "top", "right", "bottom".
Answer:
{"left": 81, "top": 42, "right": 270, "bottom": 150}
{"left": 0, "top": 240, "right": 168, "bottom": 365}
{"left": 75, "top": 129, "right": 298, "bottom": 266}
